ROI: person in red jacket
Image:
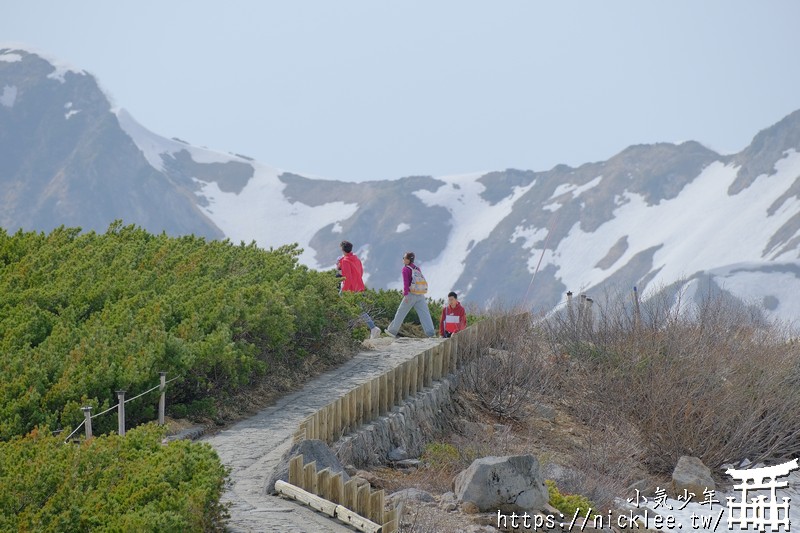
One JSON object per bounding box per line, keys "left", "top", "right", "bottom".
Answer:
{"left": 337, "top": 241, "right": 380, "bottom": 339}
{"left": 440, "top": 291, "right": 467, "bottom": 337}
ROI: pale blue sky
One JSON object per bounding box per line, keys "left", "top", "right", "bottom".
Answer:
{"left": 3, "top": 1, "right": 799, "bottom": 181}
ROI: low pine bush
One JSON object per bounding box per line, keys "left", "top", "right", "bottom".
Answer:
{"left": 0, "top": 223, "right": 361, "bottom": 439}
{"left": 0, "top": 423, "right": 227, "bottom": 532}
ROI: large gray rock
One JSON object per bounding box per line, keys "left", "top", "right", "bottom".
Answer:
{"left": 672, "top": 456, "right": 715, "bottom": 497}
{"left": 454, "top": 455, "right": 549, "bottom": 513}
{"left": 266, "top": 439, "right": 349, "bottom": 494}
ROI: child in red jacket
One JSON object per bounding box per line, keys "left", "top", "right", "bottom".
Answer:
{"left": 440, "top": 291, "right": 467, "bottom": 338}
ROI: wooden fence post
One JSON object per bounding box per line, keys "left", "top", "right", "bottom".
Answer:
{"left": 379, "top": 373, "right": 388, "bottom": 416}
{"left": 326, "top": 402, "right": 334, "bottom": 442}
{"left": 432, "top": 345, "right": 442, "bottom": 380}
{"left": 364, "top": 381, "right": 373, "bottom": 424}
{"left": 370, "top": 377, "right": 379, "bottom": 421}
{"left": 357, "top": 384, "right": 366, "bottom": 428}
{"left": 330, "top": 472, "right": 343, "bottom": 505}
{"left": 303, "top": 461, "right": 318, "bottom": 494}
{"left": 357, "top": 484, "right": 371, "bottom": 517}
{"left": 384, "top": 507, "right": 399, "bottom": 533}
{"left": 343, "top": 479, "right": 358, "bottom": 510}
{"left": 409, "top": 358, "right": 418, "bottom": 396}
{"left": 116, "top": 390, "right": 126, "bottom": 436}
{"left": 424, "top": 349, "right": 433, "bottom": 387}
{"left": 317, "top": 468, "right": 331, "bottom": 497}
{"left": 417, "top": 352, "right": 425, "bottom": 390}
{"left": 334, "top": 398, "right": 342, "bottom": 440}
{"left": 395, "top": 365, "right": 404, "bottom": 405}
{"left": 320, "top": 405, "right": 329, "bottom": 444}
{"left": 586, "top": 297, "right": 594, "bottom": 334}
{"left": 451, "top": 333, "right": 459, "bottom": 370}
{"left": 289, "top": 455, "right": 304, "bottom": 486}
{"left": 82, "top": 406, "right": 93, "bottom": 439}
{"left": 350, "top": 389, "right": 358, "bottom": 431}
{"left": 370, "top": 489, "right": 385, "bottom": 525}
{"left": 402, "top": 361, "right": 411, "bottom": 398}
{"left": 158, "top": 371, "right": 166, "bottom": 425}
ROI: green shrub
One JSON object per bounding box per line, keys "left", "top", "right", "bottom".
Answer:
{"left": 0, "top": 423, "right": 227, "bottom": 532}
{"left": 546, "top": 479, "right": 597, "bottom": 518}
{"left": 421, "top": 441, "right": 460, "bottom": 469}
{"left": 0, "top": 223, "right": 361, "bottom": 439}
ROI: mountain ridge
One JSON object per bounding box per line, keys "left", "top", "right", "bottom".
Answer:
{"left": 3, "top": 46, "right": 800, "bottom": 322}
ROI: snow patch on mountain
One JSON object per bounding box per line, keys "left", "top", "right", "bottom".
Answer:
{"left": 675, "top": 261, "right": 800, "bottom": 324}
{"left": 0, "top": 51, "right": 22, "bottom": 62}
{"left": 510, "top": 225, "right": 549, "bottom": 249}
{"left": 0, "top": 85, "right": 16, "bottom": 107}
{"left": 548, "top": 151, "right": 800, "bottom": 292}
{"left": 1, "top": 44, "right": 87, "bottom": 82}
{"left": 550, "top": 175, "right": 602, "bottom": 199}
{"left": 413, "top": 172, "right": 536, "bottom": 296}
{"left": 194, "top": 164, "right": 359, "bottom": 269}
{"left": 116, "top": 108, "right": 245, "bottom": 171}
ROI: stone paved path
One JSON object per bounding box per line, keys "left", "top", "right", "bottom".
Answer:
{"left": 204, "top": 337, "right": 444, "bottom": 533}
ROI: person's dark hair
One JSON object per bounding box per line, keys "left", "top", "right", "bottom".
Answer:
{"left": 448, "top": 291, "right": 458, "bottom": 299}
{"left": 404, "top": 252, "right": 415, "bottom": 263}
{"left": 340, "top": 241, "right": 353, "bottom": 253}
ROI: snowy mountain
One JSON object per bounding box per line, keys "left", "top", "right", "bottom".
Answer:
{"left": 3, "top": 46, "right": 800, "bottom": 323}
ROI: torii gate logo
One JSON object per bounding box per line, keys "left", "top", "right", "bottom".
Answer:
{"left": 726, "top": 458, "right": 799, "bottom": 532}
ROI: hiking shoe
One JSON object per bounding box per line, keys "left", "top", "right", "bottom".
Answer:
{"left": 370, "top": 326, "right": 381, "bottom": 339}
{"left": 384, "top": 329, "right": 397, "bottom": 338}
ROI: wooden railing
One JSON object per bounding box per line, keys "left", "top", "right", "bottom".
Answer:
{"left": 292, "top": 319, "right": 496, "bottom": 445}
{"left": 276, "top": 454, "right": 397, "bottom": 533}
{"left": 281, "top": 315, "right": 516, "bottom": 532}
{"left": 62, "top": 372, "right": 178, "bottom": 443}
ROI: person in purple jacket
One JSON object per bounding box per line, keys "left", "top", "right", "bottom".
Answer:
{"left": 384, "top": 252, "right": 435, "bottom": 338}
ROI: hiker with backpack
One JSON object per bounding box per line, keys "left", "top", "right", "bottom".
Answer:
{"left": 440, "top": 291, "right": 467, "bottom": 338}
{"left": 384, "top": 252, "right": 436, "bottom": 338}
{"left": 337, "top": 241, "right": 381, "bottom": 339}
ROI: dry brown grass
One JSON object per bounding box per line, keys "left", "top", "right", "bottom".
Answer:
{"left": 541, "top": 288, "right": 800, "bottom": 473}
{"left": 370, "top": 293, "right": 799, "bottom": 529}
